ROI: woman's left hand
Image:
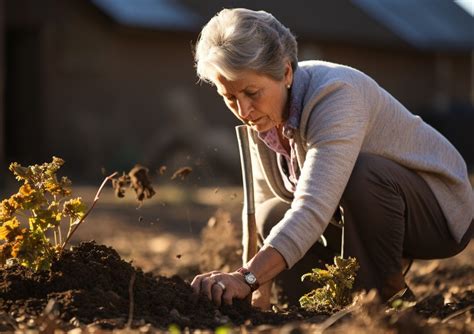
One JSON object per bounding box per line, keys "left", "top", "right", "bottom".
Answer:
{"left": 191, "top": 270, "right": 251, "bottom": 307}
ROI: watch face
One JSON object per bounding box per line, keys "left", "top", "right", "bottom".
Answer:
{"left": 245, "top": 272, "right": 257, "bottom": 284}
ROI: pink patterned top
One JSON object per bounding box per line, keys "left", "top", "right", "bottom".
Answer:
{"left": 258, "top": 86, "right": 302, "bottom": 192}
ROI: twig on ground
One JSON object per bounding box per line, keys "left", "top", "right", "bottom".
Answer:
{"left": 0, "top": 311, "right": 19, "bottom": 331}
{"left": 441, "top": 305, "right": 474, "bottom": 323}
{"left": 312, "top": 304, "right": 358, "bottom": 333}
{"left": 35, "top": 299, "right": 60, "bottom": 333}
{"left": 126, "top": 271, "right": 137, "bottom": 328}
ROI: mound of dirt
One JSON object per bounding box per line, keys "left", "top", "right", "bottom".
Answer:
{"left": 0, "top": 241, "right": 306, "bottom": 331}
{"left": 1, "top": 239, "right": 473, "bottom": 333}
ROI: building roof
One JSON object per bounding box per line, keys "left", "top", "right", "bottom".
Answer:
{"left": 91, "top": 0, "right": 200, "bottom": 31}
{"left": 92, "top": 0, "right": 474, "bottom": 50}
{"left": 352, "top": 0, "right": 474, "bottom": 50}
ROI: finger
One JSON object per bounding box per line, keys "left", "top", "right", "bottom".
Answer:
{"left": 190, "top": 275, "right": 202, "bottom": 293}
{"left": 222, "top": 289, "right": 233, "bottom": 306}
{"left": 211, "top": 283, "right": 224, "bottom": 307}
{"left": 191, "top": 273, "right": 212, "bottom": 294}
{"left": 201, "top": 277, "right": 216, "bottom": 300}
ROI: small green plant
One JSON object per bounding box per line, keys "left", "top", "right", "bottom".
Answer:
{"left": 0, "top": 157, "right": 116, "bottom": 271}
{"left": 299, "top": 256, "right": 360, "bottom": 314}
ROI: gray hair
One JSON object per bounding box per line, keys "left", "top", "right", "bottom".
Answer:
{"left": 194, "top": 8, "right": 298, "bottom": 83}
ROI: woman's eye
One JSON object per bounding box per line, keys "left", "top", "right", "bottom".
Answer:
{"left": 246, "top": 91, "right": 258, "bottom": 97}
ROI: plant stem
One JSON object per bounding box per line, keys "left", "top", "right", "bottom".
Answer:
{"left": 61, "top": 172, "right": 118, "bottom": 251}
{"left": 340, "top": 206, "right": 345, "bottom": 259}
{"left": 126, "top": 271, "right": 136, "bottom": 328}
{"left": 65, "top": 218, "right": 73, "bottom": 245}
{"left": 58, "top": 225, "right": 63, "bottom": 245}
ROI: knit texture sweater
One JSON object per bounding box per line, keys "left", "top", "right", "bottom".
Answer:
{"left": 248, "top": 60, "right": 474, "bottom": 268}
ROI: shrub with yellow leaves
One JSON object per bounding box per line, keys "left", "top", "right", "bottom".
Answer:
{"left": 0, "top": 157, "right": 87, "bottom": 271}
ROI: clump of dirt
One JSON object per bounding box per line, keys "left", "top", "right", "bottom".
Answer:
{"left": 111, "top": 165, "right": 155, "bottom": 202}
{"left": 0, "top": 241, "right": 305, "bottom": 331}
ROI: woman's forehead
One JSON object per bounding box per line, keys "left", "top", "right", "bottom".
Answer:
{"left": 213, "top": 71, "right": 268, "bottom": 92}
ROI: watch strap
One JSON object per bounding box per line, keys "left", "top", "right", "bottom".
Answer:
{"left": 237, "top": 267, "right": 260, "bottom": 292}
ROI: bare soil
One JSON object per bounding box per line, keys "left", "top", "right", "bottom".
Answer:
{"left": 0, "top": 241, "right": 308, "bottom": 331}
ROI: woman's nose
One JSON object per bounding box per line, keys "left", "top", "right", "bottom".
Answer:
{"left": 237, "top": 99, "right": 251, "bottom": 119}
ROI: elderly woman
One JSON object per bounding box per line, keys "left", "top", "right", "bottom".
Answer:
{"left": 191, "top": 8, "right": 474, "bottom": 309}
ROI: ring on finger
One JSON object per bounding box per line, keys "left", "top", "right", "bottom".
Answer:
{"left": 215, "top": 281, "right": 226, "bottom": 291}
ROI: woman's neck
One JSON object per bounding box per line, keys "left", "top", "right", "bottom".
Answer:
{"left": 276, "top": 124, "right": 290, "bottom": 153}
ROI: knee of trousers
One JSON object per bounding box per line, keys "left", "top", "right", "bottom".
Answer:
{"left": 255, "top": 197, "right": 291, "bottom": 239}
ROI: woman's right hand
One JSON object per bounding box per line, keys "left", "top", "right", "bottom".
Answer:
{"left": 191, "top": 270, "right": 252, "bottom": 307}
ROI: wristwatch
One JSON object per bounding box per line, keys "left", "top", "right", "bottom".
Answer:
{"left": 237, "top": 267, "right": 260, "bottom": 292}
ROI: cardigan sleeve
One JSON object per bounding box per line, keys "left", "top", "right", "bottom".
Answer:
{"left": 263, "top": 81, "right": 371, "bottom": 268}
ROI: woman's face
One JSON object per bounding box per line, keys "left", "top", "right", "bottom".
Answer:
{"left": 211, "top": 64, "right": 293, "bottom": 132}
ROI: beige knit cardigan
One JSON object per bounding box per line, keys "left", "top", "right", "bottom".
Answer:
{"left": 247, "top": 60, "right": 473, "bottom": 268}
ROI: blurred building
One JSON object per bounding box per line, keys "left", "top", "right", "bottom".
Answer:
{"left": 0, "top": 0, "right": 473, "bottom": 184}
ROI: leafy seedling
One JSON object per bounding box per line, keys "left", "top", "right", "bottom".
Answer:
{"left": 299, "top": 256, "right": 360, "bottom": 314}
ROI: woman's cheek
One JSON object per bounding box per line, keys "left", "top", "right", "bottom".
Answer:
{"left": 227, "top": 104, "right": 241, "bottom": 121}
{"left": 224, "top": 100, "right": 235, "bottom": 113}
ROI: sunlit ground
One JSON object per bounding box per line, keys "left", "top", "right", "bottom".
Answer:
{"left": 71, "top": 185, "right": 244, "bottom": 277}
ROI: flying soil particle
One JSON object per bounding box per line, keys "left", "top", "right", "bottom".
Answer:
{"left": 171, "top": 167, "right": 193, "bottom": 181}
{"left": 158, "top": 166, "right": 167, "bottom": 175}
{"left": 111, "top": 173, "right": 130, "bottom": 198}
{"left": 111, "top": 165, "right": 155, "bottom": 203}
{"left": 128, "top": 165, "right": 156, "bottom": 202}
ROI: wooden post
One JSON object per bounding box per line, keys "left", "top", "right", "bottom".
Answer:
{"left": 235, "top": 125, "right": 257, "bottom": 265}
{"left": 0, "top": 0, "right": 5, "bottom": 177}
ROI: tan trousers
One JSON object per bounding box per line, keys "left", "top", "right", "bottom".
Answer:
{"left": 256, "top": 153, "right": 473, "bottom": 305}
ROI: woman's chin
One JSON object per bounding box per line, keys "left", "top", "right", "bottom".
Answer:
{"left": 251, "top": 121, "right": 272, "bottom": 133}
{"left": 252, "top": 125, "right": 269, "bottom": 132}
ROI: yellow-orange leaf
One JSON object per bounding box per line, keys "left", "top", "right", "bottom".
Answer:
{"left": 0, "top": 218, "right": 20, "bottom": 240}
